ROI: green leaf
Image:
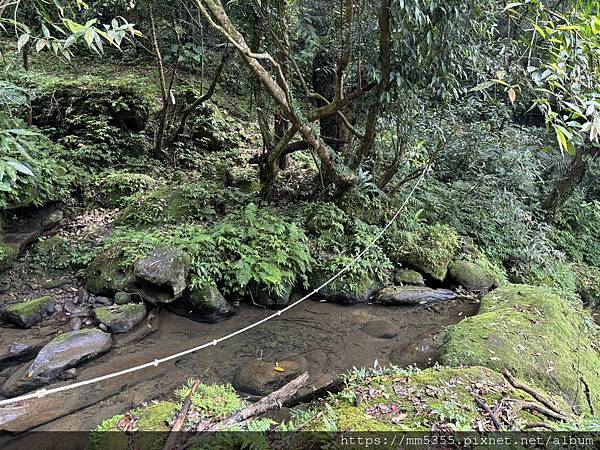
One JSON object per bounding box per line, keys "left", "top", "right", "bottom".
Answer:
{"left": 6, "top": 160, "right": 34, "bottom": 176}
{"left": 17, "top": 33, "right": 30, "bottom": 52}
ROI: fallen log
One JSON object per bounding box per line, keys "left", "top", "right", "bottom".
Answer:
{"left": 206, "top": 371, "right": 309, "bottom": 431}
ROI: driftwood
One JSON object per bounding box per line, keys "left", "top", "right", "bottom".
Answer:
{"left": 206, "top": 372, "right": 309, "bottom": 431}
{"left": 502, "top": 369, "right": 566, "bottom": 417}
{"left": 163, "top": 379, "right": 201, "bottom": 450}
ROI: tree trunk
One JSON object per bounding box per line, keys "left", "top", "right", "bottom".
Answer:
{"left": 544, "top": 147, "right": 590, "bottom": 217}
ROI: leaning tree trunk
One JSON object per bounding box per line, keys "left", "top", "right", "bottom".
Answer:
{"left": 544, "top": 147, "right": 591, "bottom": 217}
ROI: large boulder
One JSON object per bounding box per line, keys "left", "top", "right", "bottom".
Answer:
{"left": 1, "top": 296, "right": 54, "bottom": 328}
{"left": 389, "top": 224, "right": 460, "bottom": 282}
{"left": 2, "top": 329, "right": 112, "bottom": 396}
{"left": 374, "top": 286, "right": 456, "bottom": 306}
{"left": 94, "top": 304, "right": 147, "bottom": 333}
{"left": 394, "top": 269, "right": 425, "bottom": 286}
{"left": 308, "top": 268, "right": 383, "bottom": 305}
{"left": 133, "top": 247, "right": 190, "bottom": 304}
{"left": 448, "top": 260, "right": 495, "bottom": 292}
{"left": 85, "top": 246, "right": 136, "bottom": 296}
{"left": 187, "top": 284, "right": 234, "bottom": 322}
{"left": 439, "top": 284, "right": 600, "bottom": 414}
{"left": 233, "top": 358, "right": 307, "bottom": 396}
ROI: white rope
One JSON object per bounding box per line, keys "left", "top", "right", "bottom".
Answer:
{"left": 0, "top": 167, "right": 429, "bottom": 407}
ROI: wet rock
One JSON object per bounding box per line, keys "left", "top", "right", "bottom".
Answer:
{"left": 375, "top": 286, "right": 456, "bottom": 306}
{"left": 187, "top": 284, "right": 234, "bottom": 322}
{"left": 94, "top": 304, "right": 147, "bottom": 333}
{"left": 394, "top": 269, "right": 425, "bottom": 286}
{"left": 233, "top": 358, "right": 307, "bottom": 396}
{"left": 64, "top": 301, "right": 90, "bottom": 318}
{"left": 114, "top": 311, "right": 159, "bottom": 348}
{"left": 448, "top": 260, "right": 494, "bottom": 292}
{"left": 389, "top": 334, "right": 438, "bottom": 369}
{"left": 133, "top": 247, "right": 190, "bottom": 304}
{"left": 309, "top": 269, "right": 383, "bottom": 305}
{"left": 360, "top": 318, "right": 397, "bottom": 339}
{"left": 114, "top": 291, "right": 132, "bottom": 305}
{"left": 84, "top": 318, "right": 93, "bottom": 326}
{"left": 99, "top": 323, "right": 108, "bottom": 332}
{"left": 69, "top": 317, "right": 82, "bottom": 331}
{"left": 2, "top": 329, "right": 111, "bottom": 396}
{"left": 1, "top": 296, "right": 54, "bottom": 328}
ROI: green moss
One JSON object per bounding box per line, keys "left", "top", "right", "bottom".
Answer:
{"left": 448, "top": 260, "right": 495, "bottom": 291}
{"left": 294, "top": 366, "right": 571, "bottom": 432}
{"left": 439, "top": 284, "right": 600, "bottom": 413}
{"left": 394, "top": 269, "right": 425, "bottom": 286}
{"left": 135, "top": 401, "right": 178, "bottom": 431}
{"left": 87, "top": 415, "right": 128, "bottom": 450}
{"left": 84, "top": 245, "right": 138, "bottom": 296}
{"left": 94, "top": 170, "right": 159, "bottom": 208}
{"left": 0, "top": 241, "right": 19, "bottom": 271}
{"left": 389, "top": 224, "right": 460, "bottom": 281}
{"left": 572, "top": 263, "right": 600, "bottom": 308}
{"left": 118, "top": 180, "right": 231, "bottom": 226}
{"left": 523, "top": 260, "right": 579, "bottom": 304}
{"left": 2, "top": 296, "right": 52, "bottom": 327}
{"left": 175, "top": 381, "right": 244, "bottom": 420}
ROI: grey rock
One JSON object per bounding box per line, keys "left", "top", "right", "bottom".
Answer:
{"left": 94, "top": 304, "right": 147, "bottom": 333}
{"left": 69, "top": 317, "right": 82, "bottom": 331}
{"left": 2, "top": 329, "right": 111, "bottom": 396}
{"left": 133, "top": 247, "right": 190, "bottom": 304}
{"left": 93, "top": 296, "right": 113, "bottom": 306}
{"left": 375, "top": 286, "right": 456, "bottom": 305}
{"left": 252, "top": 282, "right": 293, "bottom": 309}
{"left": 99, "top": 323, "right": 108, "bottom": 332}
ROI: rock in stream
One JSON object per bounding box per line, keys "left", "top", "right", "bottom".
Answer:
{"left": 374, "top": 286, "right": 456, "bottom": 305}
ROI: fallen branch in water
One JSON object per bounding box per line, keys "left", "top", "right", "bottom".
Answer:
{"left": 163, "top": 378, "right": 201, "bottom": 450}
{"left": 205, "top": 371, "right": 309, "bottom": 431}
{"left": 502, "top": 369, "right": 565, "bottom": 416}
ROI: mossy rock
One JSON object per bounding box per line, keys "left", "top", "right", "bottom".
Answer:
{"left": 394, "top": 269, "right": 425, "bottom": 286}
{"left": 94, "top": 303, "right": 147, "bottom": 333}
{"left": 392, "top": 224, "right": 460, "bottom": 281}
{"left": 439, "top": 284, "right": 600, "bottom": 413}
{"left": 85, "top": 245, "right": 136, "bottom": 296}
{"left": 573, "top": 263, "right": 600, "bottom": 308}
{"left": 0, "top": 241, "right": 19, "bottom": 271}
{"left": 448, "top": 260, "right": 495, "bottom": 291}
{"left": 2, "top": 296, "right": 53, "bottom": 328}
{"left": 297, "top": 366, "right": 571, "bottom": 432}
{"left": 308, "top": 266, "right": 383, "bottom": 305}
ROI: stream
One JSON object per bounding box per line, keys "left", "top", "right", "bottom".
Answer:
{"left": 0, "top": 295, "right": 479, "bottom": 434}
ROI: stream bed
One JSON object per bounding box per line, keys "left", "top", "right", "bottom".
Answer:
{"left": 1, "top": 296, "right": 478, "bottom": 433}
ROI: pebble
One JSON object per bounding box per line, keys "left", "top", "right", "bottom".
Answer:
{"left": 84, "top": 319, "right": 93, "bottom": 326}
{"left": 99, "top": 323, "right": 108, "bottom": 332}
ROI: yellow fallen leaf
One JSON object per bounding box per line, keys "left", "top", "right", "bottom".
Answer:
{"left": 273, "top": 363, "right": 285, "bottom": 372}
